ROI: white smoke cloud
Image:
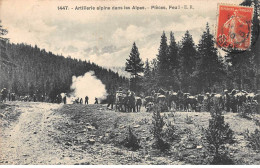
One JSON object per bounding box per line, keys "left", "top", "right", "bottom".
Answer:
{"left": 66, "top": 71, "right": 107, "bottom": 104}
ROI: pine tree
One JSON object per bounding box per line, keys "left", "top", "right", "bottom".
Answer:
{"left": 240, "top": 0, "right": 260, "bottom": 91}
{"left": 168, "top": 31, "right": 180, "bottom": 90}
{"left": 125, "top": 42, "right": 144, "bottom": 93}
{"left": 0, "top": 20, "right": 11, "bottom": 89}
{"left": 157, "top": 31, "right": 170, "bottom": 89}
{"left": 197, "top": 23, "right": 225, "bottom": 92}
{"left": 225, "top": 0, "right": 259, "bottom": 91}
{"left": 143, "top": 59, "right": 153, "bottom": 94}
{"left": 179, "top": 31, "right": 197, "bottom": 93}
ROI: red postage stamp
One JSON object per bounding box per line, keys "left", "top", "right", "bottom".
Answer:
{"left": 216, "top": 4, "right": 254, "bottom": 51}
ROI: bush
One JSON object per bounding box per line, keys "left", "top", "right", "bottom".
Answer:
{"left": 245, "top": 129, "right": 260, "bottom": 150}
{"left": 121, "top": 126, "right": 141, "bottom": 151}
{"left": 240, "top": 102, "right": 256, "bottom": 118}
{"left": 185, "top": 115, "right": 193, "bottom": 124}
{"left": 164, "top": 121, "right": 179, "bottom": 142}
{"left": 113, "top": 117, "right": 120, "bottom": 129}
{"left": 205, "top": 103, "right": 234, "bottom": 164}
{"left": 150, "top": 105, "right": 169, "bottom": 151}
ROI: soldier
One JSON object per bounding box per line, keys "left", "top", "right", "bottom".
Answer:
{"left": 230, "top": 89, "right": 237, "bottom": 112}
{"left": 41, "top": 94, "right": 44, "bottom": 102}
{"left": 8, "top": 92, "right": 11, "bottom": 101}
{"left": 85, "top": 96, "right": 89, "bottom": 104}
{"left": 11, "top": 93, "right": 15, "bottom": 101}
{"left": 205, "top": 92, "right": 211, "bottom": 112}
{"left": 107, "top": 93, "right": 115, "bottom": 110}
{"left": 80, "top": 98, "right": 83, "bottom": 104}
{"left": 94, "top": 97, "right": 98, "bottom": 104}
{"left": 224, "top": 90, "right": 231, "bottom": 112}
{"left": 63, "top": 94, "right": 67, "bottom": 104}
{"left": 33, "top": 94, "right": 37, "bottom": 102}
{"left": 115, "top": 88, "right": 123, "bottom": 112}
{"left": 1, "top": 88, "right": 8, "bottom": 102}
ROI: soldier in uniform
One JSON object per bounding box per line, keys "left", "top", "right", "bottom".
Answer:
{"left": 224, "top": 90, "right": 231, "bottom": 112}
{"left": 205, "top": 92, "right": 211, "bottom": 112}
{"left": 230, "top": 89, "right": 237, "bottom": 112}
{"left": 85, "top": 96, "right": 89, "bottom": 104}
{"left": 1, "top": 88, "right": 8, "bottom": 102}
{"left": 33, "top": 94, "right": 37, "bottom": 102}
{"left": 107, "top": 93, "right": 115, "bottom": 110}
{"left": 80, "top": 98, "right": 83, "bottom": 104}
{"left": 63, "top": 94, "right": 67, "bottom": 104}
{"left": 94, "top": 97, "right": 98, "bottom": 104}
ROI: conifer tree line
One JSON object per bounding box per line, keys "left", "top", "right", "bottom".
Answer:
{"left": 126, "top": 0, "right": 259, "bottom": 95}
{"left": 0, "top": 24, "right": 129, "bottom": 101}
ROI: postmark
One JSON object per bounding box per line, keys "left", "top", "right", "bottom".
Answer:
{"left": 216, "top": 4, "right": 254, "bottom": 52}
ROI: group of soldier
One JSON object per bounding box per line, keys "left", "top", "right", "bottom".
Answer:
{"left": 1, "top": 86, "right": 259, "bottom": 114}
{"left": 57, "top": 94, "right": 99, "bottom": 105}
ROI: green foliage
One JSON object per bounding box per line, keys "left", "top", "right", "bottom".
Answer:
{"left": 157, "top": 31, "right": 170, "bottom": 89}
{"left": 168, "top": 31, "right": 181, "bottom": 90}
{"left": 205, "top": 103, "right": 234, "bottom": 158}
{"left": 240, "top": 102, "right": 257, "bottom": 118}
{"left": 197, "top": 23, "right": 226, "bottom": 92}
{"left": 245, "top": 128, "right": 260, "bottom": 150}
{"left": 185, "top": 115, "right": 193, "bottom": 124}
{"left": 150, "top": 105, "right": 169, "bottom": 151}
{"left": 0, "top": 42, "right": 128, "bottom": 101}
{"left": 164, "top": 120, "right": 179, "bottom": 142}
{"left": 179, "top": 31, "right": 197, "bottom": 93}
{"left": 122, "top": 126, "right": 141, "bottom": 151}
{"left": 179, "top": 31, "right": 197, "bottom": 75}
{"left": 125, "top": 42, "right": 144, "bottom": 92}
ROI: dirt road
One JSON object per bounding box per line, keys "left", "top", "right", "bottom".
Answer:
{"left": 0, "top": 102, "right": 70, "bottom": 164}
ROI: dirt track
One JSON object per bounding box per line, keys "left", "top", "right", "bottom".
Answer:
{"left": 0, "top": 101, "right": 260, "bottom": 165}
{"left": 0, "top": 102, "right": 74, "bottom": 164}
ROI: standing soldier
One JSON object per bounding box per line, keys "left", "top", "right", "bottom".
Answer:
{"left": 205, "top": 92, "right": 211, "bottom": 112}
{"left": 11, "top": 93, "right": 15, "bottom": 101}
{"left": 8, "top": 92, "right": 11, "bottom": 101}
{"left": 63, "top": 94, "right": 67, "bottom": 104}
{"left": 224, "top": 90, "right": 230, "bottom": 112}
{"left": 80, "top": 98, "right": 83, "bottom": 104}
{"left": 85, "top": 96, "right": 89, "bottom": 104}
{"left": 1, "top": 88, "right": 8, "bottom": 102}
{"left": 94, "top": 97, "right": 98, "bottom": 104}
{"left": 33, "top": 94, "right": 37, "bottom": 102}
{"left": 230, "top": 89, "right": 237, "bottom": 112}
{"left": 107, "top": 93, "right": 115, "bottom": 110}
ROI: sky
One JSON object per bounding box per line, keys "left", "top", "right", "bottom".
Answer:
{"left": 0, "top": 0, "right": 243, "bottom": 67}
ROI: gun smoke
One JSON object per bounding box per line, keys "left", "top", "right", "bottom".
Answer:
{"left": 62, "top": 71, "right": 107, "bottom": 104}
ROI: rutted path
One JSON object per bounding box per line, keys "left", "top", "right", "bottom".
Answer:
{"left": 0, "top": 102, "right": 65, "bottom": 164}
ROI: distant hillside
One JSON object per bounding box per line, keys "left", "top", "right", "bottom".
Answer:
{"left": 0, "top": 40, "right": 129, "bottom": 102}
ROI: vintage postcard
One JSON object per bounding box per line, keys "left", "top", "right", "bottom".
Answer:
{"left": 0, "top": 0, "right": 259, "bottom": 165}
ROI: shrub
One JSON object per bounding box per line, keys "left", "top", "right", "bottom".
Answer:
{"left": 205, "top": 103, "right": 234, "bottom": 164}
{"left": 150, "top": 105, "right": 169, "bottom": 151}
{"left": 122, "top": 126, "right": 141, "bottom": 151}
{"left": 185, "top": 115, "right": 193, "bottom": 124}
{"left": 164, "top": 121, "right": 179, "bottom": 142}
{"left": 245, "top": 128, "right": 260, "bottom": 150}
{"left": 240, "top": 102, "right": 254, "bottom": 118}
{"left": 113, "top": 117, "right": 120, "bottom": 129}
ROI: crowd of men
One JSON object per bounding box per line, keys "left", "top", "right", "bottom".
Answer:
{"left": 1, "top": 87, "right": 259, "bottom": 114}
